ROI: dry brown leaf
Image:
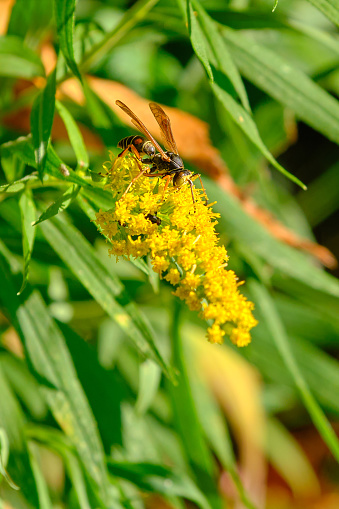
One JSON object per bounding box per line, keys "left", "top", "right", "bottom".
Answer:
{"left": 0, "top": 0, "right": 15, "bottom": 35}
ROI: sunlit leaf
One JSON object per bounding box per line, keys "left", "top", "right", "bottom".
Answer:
{"left": 223, "top": 28, "right": 339, "bottom": 145}
{"left": 17, "top": 188, "right": 36, "bottom": 295}
{"left": 54, "top": 0, "right": 82, "bottom": 81}
{"left": 33, "top": 185, "right": 80, "bottom": 226}
{"left": 55, "top": 100, "right": 89, "bottom": 169}
{"left": 30, "top": 70, "right": 56, "bottom": 181}
{"left": 39, "top": 215, "right": 174, "bottom": 380}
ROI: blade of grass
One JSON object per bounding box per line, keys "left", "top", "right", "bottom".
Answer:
{"left": 168, "top": 301, "right": 221, "bottom": 509}
{"left": 39, "top": 214, "right": 174, "bottom": 380}
{"left": 249, "top": 279, "right": 339, "bottom": 463}
{"left": 305, "top": 0, "right": 339, "bottom": 26}
{"left": 0, "top": 361, "right": 39, "bottom": 506}
{"left": 54, "top": 0, "right": 82, "bottom": 81}
{"left": 17, "top": 188, "right": 36, "bottom": 295}
{"left": 30, "top": 70, "right": 56, "bottom": 181}
{"left": 222, "top": 28, "right": 339, "bottom": 146}
{"left": 0, "top": 254, "right": 112, "bottom": 506}
{"left": 191, "top": 0, "right": 250, "bottom": 111}
{"left": 211, "top": 82, "right": 305, "bottom": 188}
{"left": 107, "top": 461, "right": 211, "bottom": 509}
{"left": 33, "top": 185, "right": 80, "bottom": 226}
{"left": 55, "top": 100, "right": 89, "bottom": 169}
{"left": 135, "top": 360, "right": 162, "bottom": 416}
{"left": 180, "top": 0, "right": 305, "bottom": 189}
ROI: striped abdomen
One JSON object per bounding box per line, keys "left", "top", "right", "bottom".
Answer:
{"left": 117, "top": 136, "right": 155, "bottom": 158}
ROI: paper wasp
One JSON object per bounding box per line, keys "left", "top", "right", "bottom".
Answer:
{"left": 116, "top": 100, "right": 206, "bottom": 204}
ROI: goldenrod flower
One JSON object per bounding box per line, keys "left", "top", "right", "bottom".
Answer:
{"left": 95, "top": 154, "right": 257, "bottom": 346}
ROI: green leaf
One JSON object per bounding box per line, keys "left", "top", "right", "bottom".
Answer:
{"left": 222, "top": 28, "right": 339, "bottom": 146}
{"left": 249, "top": 279, "right": 339, "bottom": 463}
{"left": 55, "top": 100, "right": 89, "bottom": 169}
{"left": 0, "top": 136, "right": 92, "bottom": 189}
{"left": 17, "top": 188, "right": 36, "bottom": 295}
{"left": 184, "top": 334, "right": 256, "bottom": 509}
{"left": 180, "top": 1, "right": 305, "bottom": 189}
{"left": 211, "top": 82, "right": 306, "bottom": 189}
{"left": 30, "top": 70, "right": 56, "bottom": 181}
{"left": 7, "top": 0, "right": 53, "bottom": 39}
{"left": 204, "top": 177, "right": 339, "bottom": 298}
{"left": 0, "top": 361, "right": 39, "bottom": 506}
{"left": 107, "top": 461, "right": 211, "bottom": 509}
{"left": 0, "top": 173, "right": 39, "bottom": 194}
{"left": 168, "top": 302, "right": 221, "bottom": 509}
{"left": 29, "top": 450, "right": 53, "bottom": 509}
{"left": 135, "top": 360, "right": 162, "bottom": 416}
{"left": 186, "top": 1, "right": 214, "bottom": 81}
{"left": 0, "top": 255, "right": 112, "bottom": 506}
{"left": 54, "top": 0, "right": 82, "bottom": 81}
{"left": 39, "top": 215, "right": 174, "bottom": 380}
{"left": 305, "top": 0, "right": 339, "bottom": 26}
{"left": 0, "top": 36, "right": 45, "bottom": 79}
{"left": 33, "top": 185, "right": 80, "bottom": 226}
{"left": 190, "top": 0, "right": 250, "bottom": 111}
{"left": 0, "top": 429, "right": 20, "bottom": 491}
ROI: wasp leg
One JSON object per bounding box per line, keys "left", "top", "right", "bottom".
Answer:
{"left": 118, "top": 144, "right": 143, "bottom": 171}
{"left": 188, "top": 179, "right": 196, "bottom": 205}
{"left": 161, "top": 175, "right": 172, "bottom": 201}
{"left": 121, "top": 166, "right": 149, "bottom": 198}
{"left": 192, "top": 173, "right": 208, "bottom": 205}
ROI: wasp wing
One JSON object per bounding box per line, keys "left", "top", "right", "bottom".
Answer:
{"left": 149, "top": 102, "right": 179, "bottom": 155}
{"left": 115, "top": 100, "right": 170, "bottom": 161}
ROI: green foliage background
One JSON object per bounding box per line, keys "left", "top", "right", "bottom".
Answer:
{"left": 0, "top": 0, "right": 339, "bottom": 508}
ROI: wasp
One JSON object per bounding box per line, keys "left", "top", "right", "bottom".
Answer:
{"left": 116, "top": 100, "right": 206, "bottom": 204}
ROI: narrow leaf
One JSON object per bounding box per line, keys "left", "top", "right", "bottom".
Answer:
{"left": 30, "top": 70, "right": 56, "bottom": 181}
{"left": 211, "top": 82, "right": 306, "bottom": 189}
{"left": 55, "top": 100, "right": 89, "bottom": 169}
{"left": 0, "top": 173, "right": 38, "bottom": 194}
{"left": 107, "top": 461, "right": 211, "bottom": 509}
{"left": 191, "top": 0, "right": 250, "bottom": 111}
{"left": 204, "top": 177, "right": 339, "bottom": 298}
{"left": 17, "top": 189, "right": 36, "bottom": 295}
{"left": 305, "top": 0, "right": 339, "bottom": 26}
{"left": 249, "top": 279, "right": 339, "bottom": 463}
{"left": 33, "top": 185, "right": 80, "bottom": 226}
{"left": 0, "top": 36, "right": 45, "bottom": 79}
{"left": 54, "top": 0, "right": 82, "bottom": 81}
{"left": 0, "top": 429, "right": 20, "bottom": 491}
{"left": 168, "top": 302, "right": 221, "bottom": 509}
{"left": 223, "top": 28, "right": 339, "bottom": 146}
{"left": 0, "top": 255, "right": 112, "bottom": 506}
{"left": 181, "top": 1, "right": 305, "bottom": 189}
{"left": 0, "top": 361, "right": 39, "bottom": 506}
{"left": 135, "top": 360, "right": 162, "bottom": 416}
{"left": 186, "top": 1, "right": 214, "bottom": 81}
{"left": 39, "top": 215, "right": 174, "bottom": 380}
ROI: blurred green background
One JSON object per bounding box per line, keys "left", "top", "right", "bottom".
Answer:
{"left": 0, "top": 0, "right": 339, "bottom": 508}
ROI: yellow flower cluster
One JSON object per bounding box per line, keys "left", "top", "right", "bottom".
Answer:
{"left": 95, "top": 154, "right": 257, "bottom": 346}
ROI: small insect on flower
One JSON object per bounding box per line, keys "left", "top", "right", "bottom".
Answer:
{"left": 116, "top": 100, "right": 207, "bottom": 204}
